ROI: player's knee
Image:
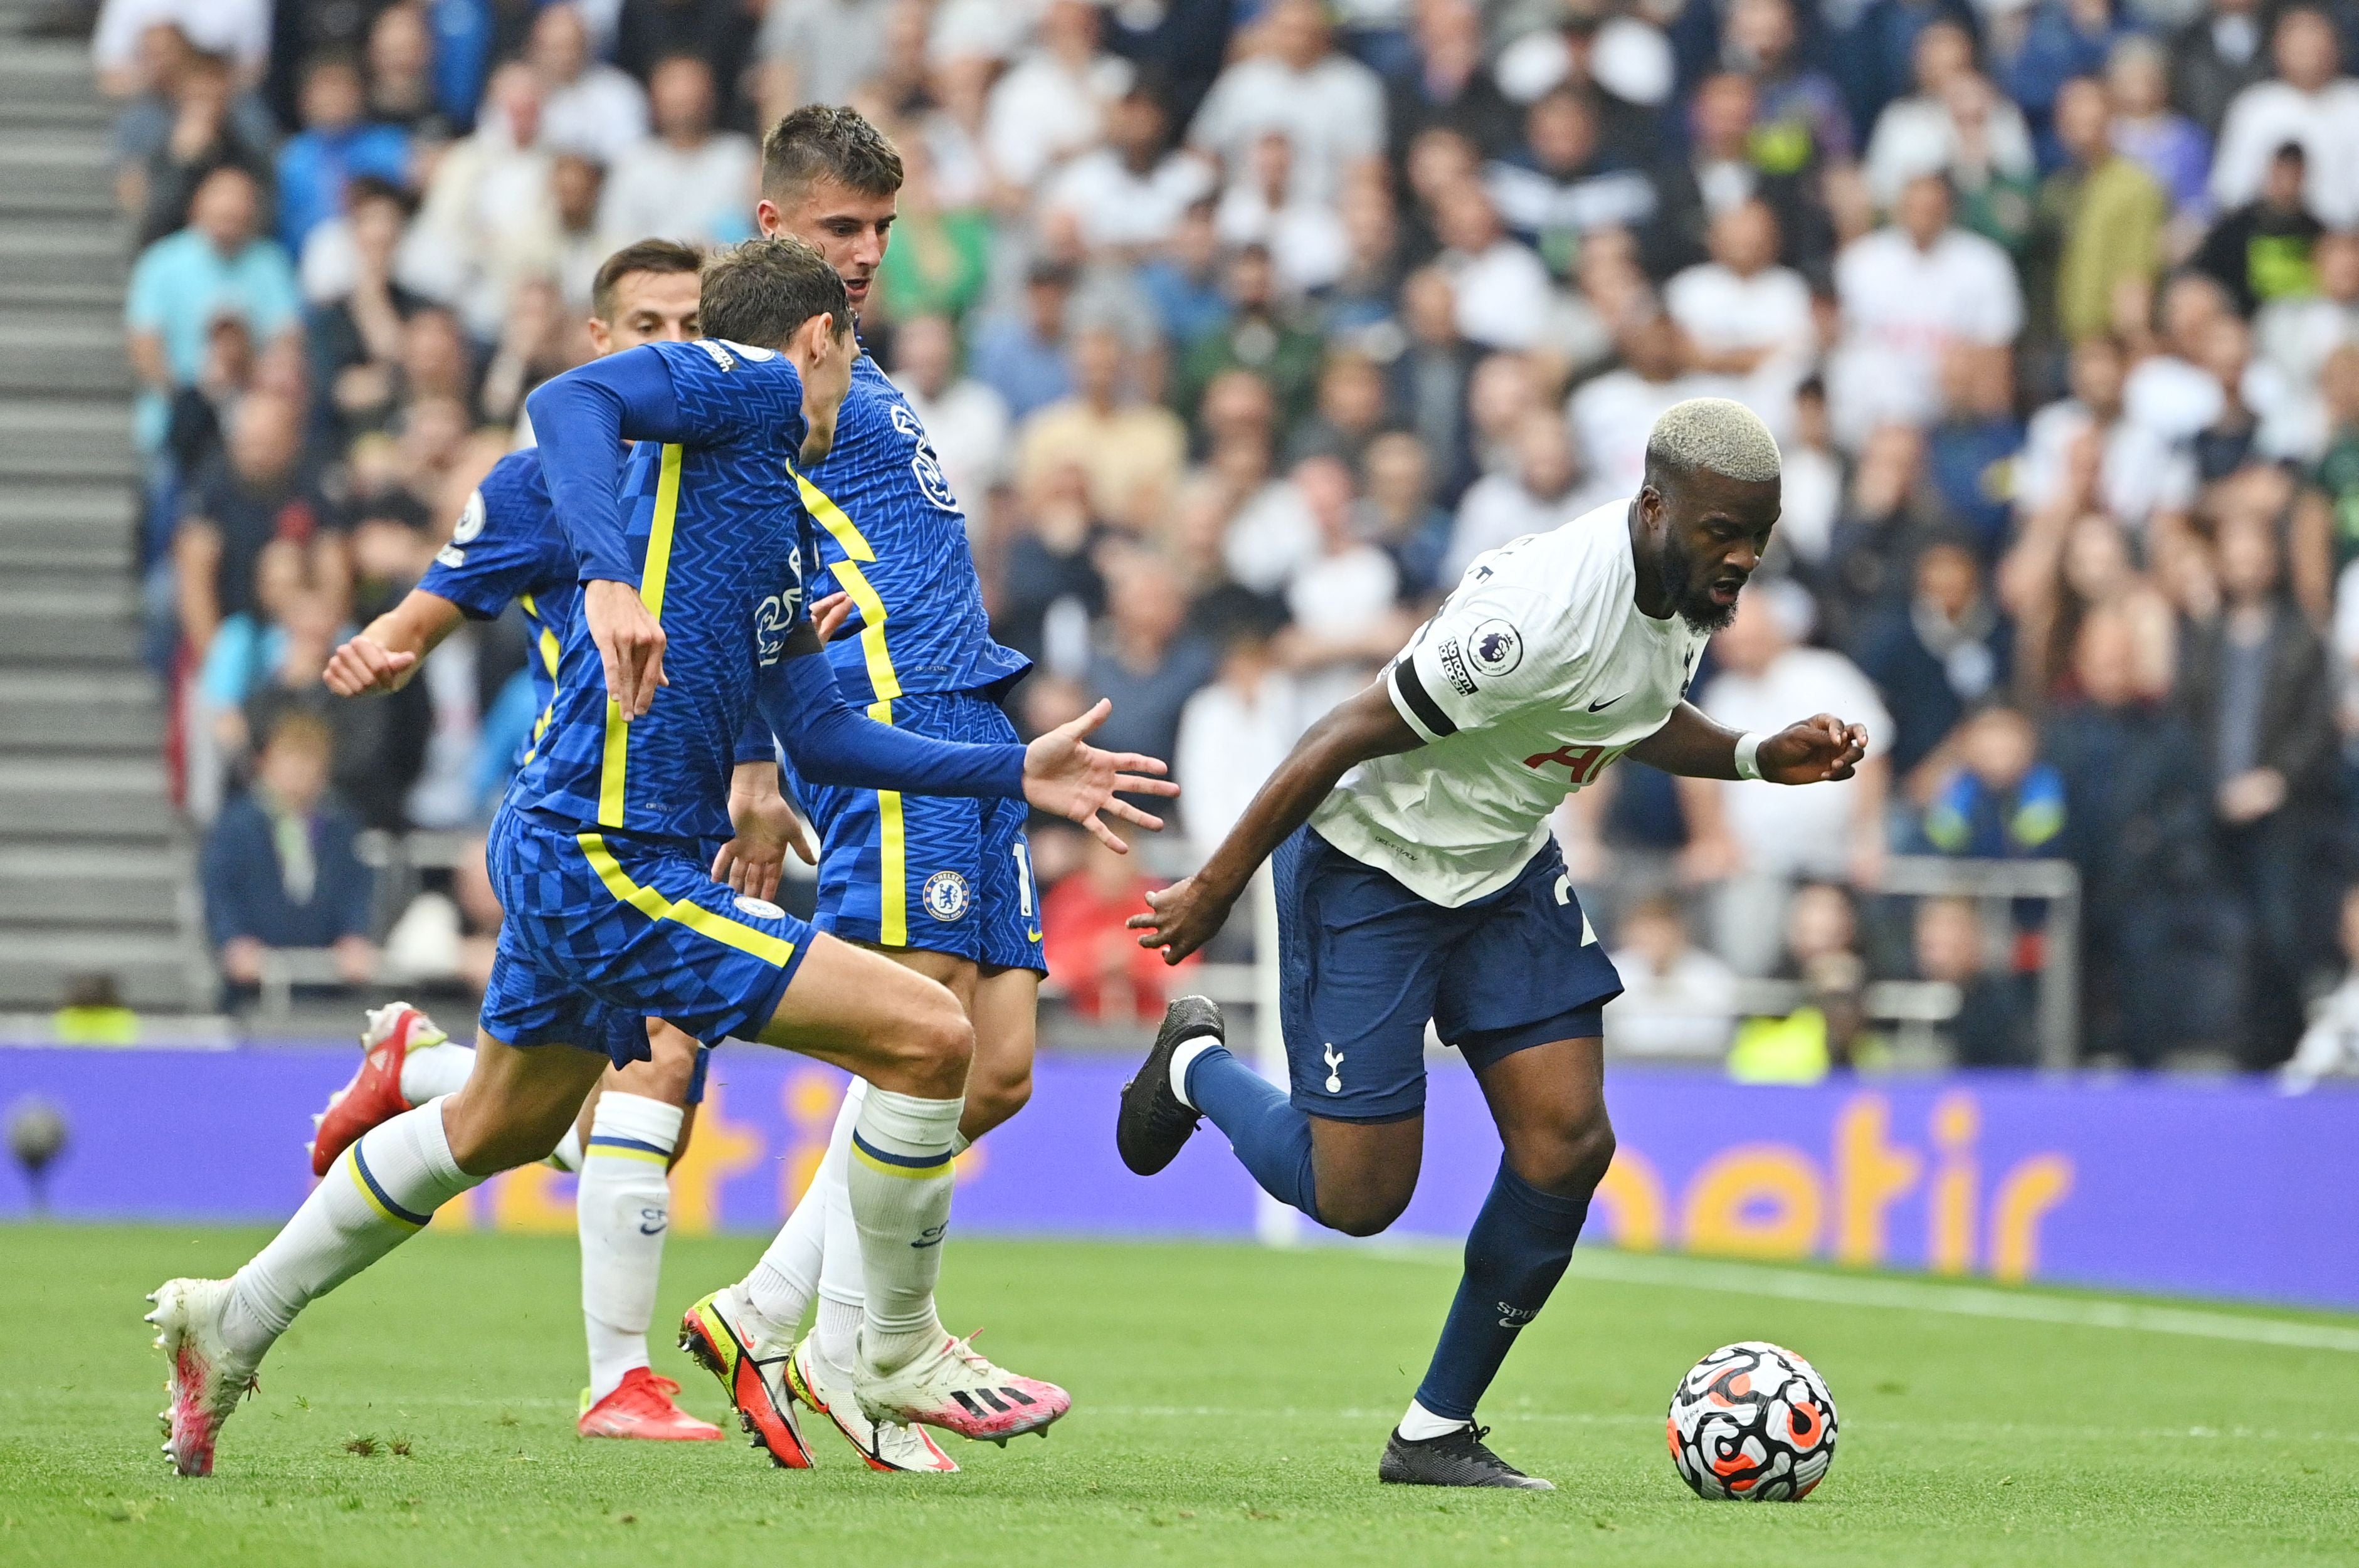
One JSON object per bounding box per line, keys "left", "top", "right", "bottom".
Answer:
{"left": 962, "top": 1052, "right": 1032, "bottom": 1138}
{"left": 892, "top": 994, "right": 975, "bottom": 1090}
{"left": 1511, "top": 1107, "right": 1615, "bottom": 1200}
{"left": 1321, "top": 1185, "right": 1413, "bottom": 1238}
{"left": 445, "top": 1099, "right": 575, "bottom": 1177}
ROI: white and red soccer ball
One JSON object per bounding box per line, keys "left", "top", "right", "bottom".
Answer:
{"left": 1667, "top": 1341, "right": 1838, "bottom": 1502}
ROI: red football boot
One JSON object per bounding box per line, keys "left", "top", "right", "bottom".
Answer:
{"left": 309, "top": 1002, "right": 446, "bottom": 1178}
{"left": 578, "top": 1368, "right": 726, "bottom": 1441}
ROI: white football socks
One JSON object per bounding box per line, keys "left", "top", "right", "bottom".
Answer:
{"left": 398, "top": 1043, "right": 475, "bottom": 1106}
{"left": 1168, "top": 1034, "right": 1221, "bottom": 1108}
{"left": 544, "top": 1124, "right": 585, "bottom": 1174}
{"left": 1397, "top": 1398, "right": 1471, "bottom": 1441}
{"left": 814, "top": 1114, "right": 864, "bottom": 1375}
{"left": 226, "top": 1102, "right": 478, "bottom": 1359}
{"left": 742, "top": 1076, "right": 862, "bottom": 1345}
{"left": 578, "top": 1093, "right": 680, "bottom": 1402}
{"left": 847, "top": 1087, "right": 963, "bottom": 1374}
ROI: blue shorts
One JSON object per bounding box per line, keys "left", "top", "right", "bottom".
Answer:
{"left": 482, "top": 806, "right": 815, "bottom": 1069}
{"left": 794, "top": 690, "right": 1045, "bottom": 974}
{"left": 1275, "top": 825, "right": 1623, "bottom": 1122}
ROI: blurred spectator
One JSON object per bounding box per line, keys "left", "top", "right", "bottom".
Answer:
{"left": 2256, "top": 231, "right": 2359, "bottom": 437}
{"left": 1856, "top": 537, "right": 2010, "bottom": 783}
{"left": 2193, "top": 142, "right": 2325, "bottom": 313}
{"left": 1571, "top": 312, "right": 1724, "bottom": 495}
{"left": 2044, "top": 606, "right": 2224, "bottom": 1063}
{"left": 1827, "top": 175, "right": 2025, "bottom": 447}
{"left": 2209, "top": 7, "right": 2359, "bottom": 229}
{"left": 598, "top": 54, "right": 756, "bottom": 248}
{"left": 2035, "top": 75, "right": 2166, "bottom": 347}
{"left": 892, "top": 314, "right": 1010, "bottom": 530}
{"left": 1665, "top": 199, "right": 1815, "bottom": 433}
{"left": 1725, "top": 0, "right": 1855, "bottom": 177}
{"left": 2107, "top": 35, "right": 2212, "bottom": 228}
{"left": 1920, "top": 703, "right": 2067, "bottom": 857}
{"left": 2279, "top": 884, "right": 2359, "bottom": 1089}
{"left": 1446, "top": 409, "right": 1600, "bottom": 581}
{"left": 96, "top": 2, "right": 270, "bottom": 100}
{"left": 1483, "top": 87, "right": 1659, "bottom": 278}
{"left": 200, "top": 713, "right": 377, "bottom": 998}
{"left": 1728, "top": 886, "right": 1883, "bottom": 1080}
{"left": 1914, "top": 895, "right": 2034, "bottom": 1067}
{"left": 969, "top": 260, "right": 1077, "bottom": 422}
{"left": 756, "top": 0, "right": 894, "bottom": 123}
{"left": 614, "top": 0, "right": 757, "bottom": 127}
{"left": 1694, "top": 585, "right": 1892, "bottom": 976}
{"left": 1135, "top": 198, "right": 1230, "bottom": 347}
{"left": 1277, "top": 455, "right": 1403, "bottom": 708}
{"left": 364, "top": 2, "right": 451, "bottom": 139}
{"left": 2015, "top": 335, "right": 2197, "bottom": 535}
{"left": 1864, "top": 22, "right": 2035, "bottom": 209}
{"left": 1285, "top": 350, "right": 1388, "bottom": 471}
{"left": 1188, "top": 0, "right": 1383, "bottom": 207}
{"left": 527, "top": 3, "right": 648, "bottom": 167}
{"left": 2169, "top": 0, "right": 2271, "bottom": 136}
{"left": 2312, "top": 344, "right": 2359, "bottom": 577}
{"left": 1173, "top": 624, "right": 1303, "bottom": 861}
{"left": 1040, "top": 829, "right": 1189, "bottom": 1022}
{"left": 275, "top": 51, "right": 411, "bottom": 257}
{"left": 2180, "top": 513, "right": 2339, "bottom": 1066}
{"left": 1602, "top": 894, "right": 1739, "bottom": 1061}
{"left": 1216, "top": 132, "right": 1350, "bottom": 296}
{"left": 127, "top": 167, "right": 298, "bottom": 463}
{"left": 874, "top": 139, "right": 991, "bottom": 324}
{"left": 171, "top": 391, "right": 329, "bottom": 660}
{"left": 123, "top": 44, "right": 277, "bottom": 251}
{"left": 984, "top": 0, "right": 1131, "bottom": 192}
{"left": 1383, "top": 0, "right": 1517, "bottom": 169}
{"left": 1044, "top": 85, "right": 1215, "bottom": 255}
{"left": 1924, "top": 345, "right": 2025, "bottom": 554}
{"left": 1821, "top": 423, "right": 1943, "bottom": 641}
{"left": 1019, "top": 327, "right": 1187, "bottom": 527}
{"left": 1388, "top": 266, "right": 1480, "bottom": 498}
{"left": 1082, "top": 554, "right": 1220, "bottom": 774}
{"left": 1173, "top": 245, "right": 1324, "bottom": 429}
{"left": 1430, "top": 182, "right": 1553, "bottom": 352}
{"left": 1357, "top": 431, "right": 1454, "bottom": 598}
{"left": 1655, "top": 72, "right": 1829, "bottom": 280}
{"left": 399, "top": 62, "right": 561, "bottom": 338}
{"left": 2008, "top": 510, "right": 2180, "bottom": 705}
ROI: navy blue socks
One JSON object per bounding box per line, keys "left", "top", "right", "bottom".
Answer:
{"left": 1183, "top": 1043, "right": 1321, "bottom": 1221}
{"left": 1412, "top": 1157, "right": 1590, "bottom": 1422}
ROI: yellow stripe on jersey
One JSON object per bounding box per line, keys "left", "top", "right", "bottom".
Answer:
{"left": 519, "top": 594, "right": 562, "bottom": 762}
{"left": 868, "top": 698, "right": 906, "bottom": 947}
{"left": 576, "top": 831, "right": 798, "bottom": 969}
{"left": 796, "top": 472, "right": 902, "bottom": 702}
{"left": 598, "top": 444, "right": 685, "bottom": 826}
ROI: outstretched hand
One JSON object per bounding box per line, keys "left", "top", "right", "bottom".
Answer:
{"left": 1022, "top": 698, "right": 1180, "bottom": 851}
{"left": 1126, "top": 873, "right": 1233, "bottom": 966}
{"left": 322, "top": 634, "right": 418, "bottom": 697}
{"left": 1758, "top": 714, "right": 1870, "bottom": 784}
{"left": 586, "top": 578, "right": 667, "bottom": 720}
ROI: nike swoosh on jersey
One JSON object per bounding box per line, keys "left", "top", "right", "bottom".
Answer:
{"left": 1587, "top": 693, "right": 1626, "bottom": 712}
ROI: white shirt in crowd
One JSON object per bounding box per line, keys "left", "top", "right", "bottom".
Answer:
{"left": 1700, "top": 646, "right": 1891, "bottom": 880}
{"left": 1825, "top": 224, "right": 2023, "bottom": 446}
{"left": 541, "top": 61, "right": 650, "bottom": 168}
{"left": 1776, "top": 443, "right": 1842, "bottom": 567}
{"left": 1215, "top": 184, "right": 1351, "bottom": 295}
{"left": 1043, "top": 149, "right": 1216, "bottom": 251}
{"left": 1316, "top": 500, "right": 1712, "bottom": 907}
{"left": 1174, "top": 670, "right": 1307, "bottom": 864}
{"left": 1187, "top": 48, "right": 1385, "bottom": 205}
{"left": 599, "top": 133, "right": 758, "bottom": 250}
{"left": 1664, "top": 260, "right": 1815, "bottom": 433}
{"left": 1445, "top": 473, "right": 1608, "bottom": 584}
{"left": 2210, "top": 76, "right": 2359, "bottom": 229}
{"left": 1569, "top": 369, "right": 1739, "bottom": 496}
{"left": 2016, "top": 397, "right": 2197, "bottom": 532}
{"left": 984, "top": 46, "right": 1133, "bottom": 189}
{"left": 94, "top": 0, "right": 268, "bottom": 76}
{"left": 1442, "top": 236, "right": 1556, "bottom": 352}
{"left": 1603, "top": 945, "right": 1742, "bottom": 1059}
{"left": 1862, "top": 92, "right": 2037, "bottom": 207}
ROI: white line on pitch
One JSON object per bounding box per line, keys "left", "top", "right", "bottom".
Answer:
{"left": 1363, "top": 1244, "right": 2359, "bottom": 1354}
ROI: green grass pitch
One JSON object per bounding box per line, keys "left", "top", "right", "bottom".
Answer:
{"left": 3, "top": 1224, "right": 2355, "bottom": 1567}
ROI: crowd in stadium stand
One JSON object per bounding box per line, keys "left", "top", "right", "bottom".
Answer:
{"left": 98, "top": 0, "right": 2359, "bottom": 1075}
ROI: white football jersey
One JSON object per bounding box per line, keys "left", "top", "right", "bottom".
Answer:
{"left": 1311, "top": 498, "right": 1710, "bottom": 908}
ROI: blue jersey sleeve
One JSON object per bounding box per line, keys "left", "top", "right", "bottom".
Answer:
{"left": 757, "top": 645, "right": 1025, "bottom": 797}
{"left": 524, "top": 346, "right": 691, "bottom": 587}
{"left": 415, "top": 451, "right": 569, "bottom": 619}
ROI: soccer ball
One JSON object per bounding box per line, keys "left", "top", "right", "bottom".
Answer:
{"left": 1667, "top": 1341, "right": 1838, "bottom": 1501}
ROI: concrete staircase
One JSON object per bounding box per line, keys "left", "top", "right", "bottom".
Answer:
{"left": 0, "top": 19, "right": 208, "bottom": 1012}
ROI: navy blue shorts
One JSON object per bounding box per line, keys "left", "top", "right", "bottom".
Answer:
{"left": 1274, "top": 826, "right": 1622, "bottom": 1122}
{"left": 482, "top": 806, "right": 815, "bottom": 1068}
{"left": 794, "top": 690, "right": 1045, "bottom": 974}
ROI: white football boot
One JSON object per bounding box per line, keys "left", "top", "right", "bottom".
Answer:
{"left": 854, "top": 1328, "right": 1070, "bottom": 1446}
{"left": 145, "top": 1278, "right": 261, "bottom": 1477}
{"left": 786, "top": 1334, "right": 958, "bottom": 1472}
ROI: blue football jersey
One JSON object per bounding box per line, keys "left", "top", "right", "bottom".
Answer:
{"left": 796, "top": 353, "right": 1030, "bottom": 707}
{"left": 509, "top": 339, "right": 818, "bottom": 845}
{"left": 414, "top": 446, "right": 576, "bottom": 761}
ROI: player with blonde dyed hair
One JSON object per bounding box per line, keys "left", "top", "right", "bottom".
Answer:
{"left": 1122, "top": 396, "right": 1871, "bottom": 1488}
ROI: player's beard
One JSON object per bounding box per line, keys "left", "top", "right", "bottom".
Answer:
{"left": 1659, "top": 527, "right": 1741, "bottom": 634}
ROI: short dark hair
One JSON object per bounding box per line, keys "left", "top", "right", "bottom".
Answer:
{"left": 760, "top": 104, "right": 904, "bottom": 204}
{"left": 700, "top": 235, "right": 851, "bottom": 348}
{"left": 591, "top": 238, "right": 704, "bottom": 322}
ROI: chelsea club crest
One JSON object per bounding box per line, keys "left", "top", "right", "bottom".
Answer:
{"left": 921, "top": 870, "right": 971, "bottom": 923}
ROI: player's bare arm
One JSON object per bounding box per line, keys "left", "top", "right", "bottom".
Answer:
{"left": 322, "top": 589, "right": 466, "bottom": 696}
{"left": 1131, "top": 680, "right": 1423, "bottom": 963}
{"left": 1629, "top": 702, "right": 1868, "bottom": 783}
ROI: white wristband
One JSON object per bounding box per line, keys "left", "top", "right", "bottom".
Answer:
{"left": 1733, "top": 732, "right": 1766, "bottom": 782}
